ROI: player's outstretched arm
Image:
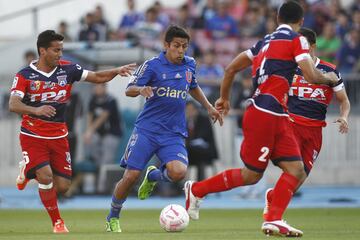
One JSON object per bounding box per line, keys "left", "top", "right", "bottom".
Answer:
{"left": 85, "top": 63, "right": 136, "bottom": 84}
{"left": 189, "top": 86, "right": 223, "bottom": 126}
{"left": 9, "top": 95, "right": 56, "bottom": 118}
{"left": 334, "top": 89, "right": 350, "bottom": 134}
{"left": 298, "top": 59, "right": 338, "bottom": 86}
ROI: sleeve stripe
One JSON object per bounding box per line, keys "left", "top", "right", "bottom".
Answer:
{"left": 295, "top": 53, "right": 311, "bottom": 62}
{"left": 10, "top": 90, "right": 24, "bottom": 98}
{"left": 333, "top": 82, "right": 345, "bottom": 92}
{"left": 80, "top": 70, "right": 89, "bottom": 81}
{"left": 134, "top": 61, "right": 148, "bottom": 76}
{"left": 245, "top": 49, "right": 254, "bottom": 61}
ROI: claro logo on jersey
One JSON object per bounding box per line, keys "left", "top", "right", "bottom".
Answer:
{"left": 289, "top": 86, "right": 326, "bottom": 99}
{"left": 156, "top": 87, "right": 187, "bottom": 99}
{"left": 29, "top": 90, "right": 67, "bottom": 102}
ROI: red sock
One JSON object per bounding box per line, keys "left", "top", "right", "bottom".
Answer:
{"left": 192, "top": 168, "right": 244, "bottom": 198}
{"left": 39, "top": 187, "right": 61, "bottom": 226}
{"left": 265, "top": 172, "right": 299, "bottom": 221}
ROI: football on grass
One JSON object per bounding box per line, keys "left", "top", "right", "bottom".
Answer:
{"left": 159, "top": 204, "right": 189, "bottom": 232}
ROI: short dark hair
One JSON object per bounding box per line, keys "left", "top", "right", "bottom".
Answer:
{"left": 164, "top": 25, "right": 190, "bottom": 43}
{"left": 37, "top": 30, "right": 64, "bottom": 55}
{"left": 278, "top": 1, "right": 304, "bottom": 24}
{"left": 299, "top": 27, "right": 317, "bottom": 45}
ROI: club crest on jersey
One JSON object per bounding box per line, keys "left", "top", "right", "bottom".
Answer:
{"left": 57, "top": 75, "right": 67, "bottom": 87}
{"left": 43, "top": 81, "right": 56, "bottom": 90}
{"left": 30, "top": 80, "right": 41, "bottom": 91}
{"left": 65, "top": 152, "right": 71, "bottom": 164}
{"left": 185, "top": 70, "right": 192, "bottom": 83}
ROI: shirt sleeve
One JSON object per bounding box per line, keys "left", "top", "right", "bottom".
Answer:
{"left": 10, "top": 73, "right": 27, "bottom": 98}
{"left": 245, "top": 40, "right": 263, "bottom": 61}
{"left": 69, "top": 63, "right": 88, "bottom": 83}
{"left": 127, "top": 61, "right": 154, "bottom": 87}
{"left": 293, "top": 35, "right": 311, "bottom": 62}
{"left": 332, "top": 69, "right": 345, "bottom": 92}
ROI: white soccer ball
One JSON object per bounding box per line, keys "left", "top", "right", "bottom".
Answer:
{"left": 159, "top": 204, "right": 189, "bottom": 232}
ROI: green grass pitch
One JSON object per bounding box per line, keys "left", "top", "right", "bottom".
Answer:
{"left": 0, "top": 208, "right": 359, "bottom": 239}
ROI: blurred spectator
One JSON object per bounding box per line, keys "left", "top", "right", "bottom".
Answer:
{"left": 228, "top": 0, "right": 247, "bottom": 22}
{"left": 118, "top": 0, "right": 144, "bottom": 40}
{"left": 79, "top": 13, "right": 100, "bottom": 42}
{"left": 351, "top": 9, "right": 360, "bottom": 31}
{"left": 175, "top": 4, "right": 195, "bottom": 29}
{"left": 205, "top": 0, "right": 239, "bottom": 39}
{"left": 153, "top": 1, "right": 170, "bottom": 29}
{"left": 335, "top": 10, "right": 350, "bottom": 40}
{"left": 133, "top": 7, "right": 163, "bottom": 47}
{"left": 85, "top": 84, "right": 122, "bottom": 192}
{"left": 186, "top": 101, "right": 218, "bottom": 181}
{"left": 299, "top": 0, "right": 316, "bottom": 31}
{"left": 232, "top": 69, "right": 254, "bottom": 129}
{"left": 23, "top": 50, "right": 36, "bottom": 66}
{"left": 265, "top": 18, "right": 277, "bottom": 34}
{"left": 93, "top": 5, "right": 109, "bottom": 41}
{"left": 316, "top": 22, "right": 341, "bottom": 63}
{"left": 197, "top": 50, "right": 224, "bottom": 102}
{"left": 240, "top": 3, "right": 266, "bottom": 38}
{"left": 57, "top": 21, "right": 72, "bottom": 42}
{"left": 336, "top": 29, "right": 360, "bottom": 74}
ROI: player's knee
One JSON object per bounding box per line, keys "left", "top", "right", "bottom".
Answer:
{"left": 56, "top": 182, "right": 71, "bottom": 194}
{"left": 36, "top": 173, "right": 53, "bottom": 185}
{"left": 167, "top": 169, "right": 186, "bottom": 182}
{"left": 122, "top": 172, "right": 140, "bottom": 185}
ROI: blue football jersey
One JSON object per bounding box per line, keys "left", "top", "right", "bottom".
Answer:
{"left": 127, "top": 51, "right": 198, "bottom": 137}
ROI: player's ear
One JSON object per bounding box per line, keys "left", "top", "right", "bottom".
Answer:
{"left": 39, "top": 47, "right": 46, "bottom": 56}
{"left": 163, "top": 41, "right": 170, "bottom": 50}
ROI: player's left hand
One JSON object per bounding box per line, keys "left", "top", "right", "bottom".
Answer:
{"left": 117, "top": 63, "right": 137, "bottom": 77}
{"left": 334, "top": 117, "right": 349, "bottom": 134}
{"left": 207, "top": 105, "right": 224, "bottom": 126}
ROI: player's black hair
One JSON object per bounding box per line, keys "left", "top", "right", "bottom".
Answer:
{"left": 299, "top": 27, "right": 317, "bottom": 45}
{"left": 37, "top": 30, "right": 64, "bottom": 55}
{"left": 278, "top": 1, "right": 304, "bottom": 24}
{"left": 164, "top": 25, "right": 190, "bottom": 43}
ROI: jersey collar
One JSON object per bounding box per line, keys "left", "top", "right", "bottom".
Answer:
{"left": 30, "top": 60, "right": 58, "bottom": 78}
{"left": 276, "top": 24, "right": 292, "bottom": 31}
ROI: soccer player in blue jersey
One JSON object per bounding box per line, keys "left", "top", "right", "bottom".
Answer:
{"left": 105, "top": 25, "right": 223, "bottom": 232}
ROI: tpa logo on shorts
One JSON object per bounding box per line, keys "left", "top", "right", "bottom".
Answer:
{"left": 65, "top": 152, "right": 71, "bottom": 164}
{"left": 57, "top": 75, "right": 67, "bottom": 87}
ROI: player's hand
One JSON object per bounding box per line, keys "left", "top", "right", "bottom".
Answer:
{"left": 35, "top": 105, "right": 56, "bottom": 118}
{"left": 140, "top": 86, "right": 157, "bottom": 98}
{"left": 324, "top": 72, "right": 339, "bottom": 87}
{"left": 215, "top": 98, "right": 231, "bottom": 116}
{"left": 334, "top": 117, "right": 349, "bottom": 134}
{"left": 117, "top": 63, "right": 137, "bottom": 77}
{"left": 207, "top": 105, "right": 223, "bottom": 126}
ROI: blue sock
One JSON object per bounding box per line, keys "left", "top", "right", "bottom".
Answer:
{"left": 147, "top": 168, "right": 172, "bottom": 182}
{"left": 107, "top": 195, "right": 126, "bottom": 221}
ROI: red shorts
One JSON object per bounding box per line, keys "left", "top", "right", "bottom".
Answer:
{"left": 291, "top": 123, "right": 322, "bottom": 175}
{"left": 240, "top": 105, "right": 302, "bottom": 172}
{"left": 20, "top": 134, "right": 72, "bottom": 180}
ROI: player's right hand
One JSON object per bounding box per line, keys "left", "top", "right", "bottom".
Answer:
{"left": 140, "top": 86, "right": 157, "bottom": 98}
{"left": 35, "top": 105, "right": 56, "bottom": 118}
{"left": 324, "top": 72, "right": 339, "bottom": 87}
{"left": 215, "top": 98, "right": 231, "bottom": 116}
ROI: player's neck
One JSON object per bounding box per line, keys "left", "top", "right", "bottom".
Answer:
{"left": 35, "top": 59, "right": 57, "bottom": 73}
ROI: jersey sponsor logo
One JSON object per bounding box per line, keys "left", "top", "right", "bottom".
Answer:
{"left": 185, "top": 70, "right": 192, "bottom": 83}
{"left": 57, "top": 68, "right": 66, "bottom": 75}
{"left": 30, "top": 80, "right": 41, "bottom": 91}
{"left": 12, "top": 77, "right": 18, "bottom": 88}
{"left": 29, "top": 89, "right": 67, "bottom": 102}
{"left": 156, "top": 87, "right": 187, "bottom": 99}
{"left": 57, "top": 75, "right": 67, "bottom": 87}
{"left": 43, "top": 81, "right": 56, "bottom": 90}
{"left": 28, "top": 73, "right": 40, "bottom": 79}
{"left": 299, "top": 36, "right": 310, "bottom": 50}
{"left": 289, "top": 86, "right": 326, "bottom": 100}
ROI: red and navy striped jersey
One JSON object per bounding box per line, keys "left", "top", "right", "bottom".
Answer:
{"left": 288, "top": 57, "right": 344, "bottom": 127}
{"left": 10, "top": 60, "right": 88, "bottom": 139}
{"left": 245, "top": 24, "right": 311, "bottom": 116}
